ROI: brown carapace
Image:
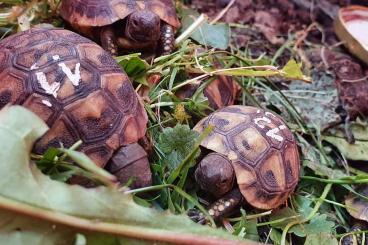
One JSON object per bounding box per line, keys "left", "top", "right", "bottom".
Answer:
{"left": 59, "top": 0, "right": 181, "bottom": 56}
{"left": 0, "top": 28, "right": 150, "bottom": 186}
{"left": 191, "top": 105, "right": 300, "bottom": 221}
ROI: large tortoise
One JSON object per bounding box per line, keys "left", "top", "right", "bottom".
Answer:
{"left": 190, "top": 105, "right": 300, "bottom": 221}
{"left": 59, "top": 0, "right": 181, "bottom": 56}
{"left": 0, "top": 28, "right": 150, "bottom": 187}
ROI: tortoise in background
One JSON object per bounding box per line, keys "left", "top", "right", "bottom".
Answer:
{"left": 0, "top": 28, "right": 151, "bottom": 188}
{"left": 60, "top": 0, "right": 181, "bottom": 56}
{"left": 190, "top": 105, "right": 300, "bottom": 222}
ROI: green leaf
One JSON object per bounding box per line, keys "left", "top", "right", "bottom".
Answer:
{"left": 265, "top": 72, "right": 340, "bottom": 131}
{"left": 270, "top": 229, "right": 288, "bottom": 245}
{"left": 289, "top": 214, "right": 335, "bottom": 237}
{"left": 304, "top": 233, "right": 338, "bottom": 245}
{"left": 293, "top": 195, "right": 314, "bottom": 220}
{"left": 269, "top": 207, "right": 301, "bottom": 229}
{"left": 157, "top": 124, "right": 200, "bottom": 171}
{"left": 115, "top": 54, "right": 149, "bottom": 85}
{"left": 297, "top": 135, "right": 345, "bottom": 177}
{"left": 282, "top": 59, "right": 310, "bottom": 82}
{"left": 180, "top": 8, "right": 230, "bottom": 49}
{"left": 0, "top": 106, "right": 252, "bottom": 244}
{"left": 0, "top": 210, "right": 76, "bottom": 245}
{"left": 323, "top": 123, "right": 368, "bottom": 161}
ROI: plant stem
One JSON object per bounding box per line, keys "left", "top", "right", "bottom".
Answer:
{"left": 175, "top": 14, "right": 207, "bottom": 45}
{"left": 302, "top": 176, "right": 368, "bottom": 184}
{"left": 280, "top": 183, "right": 332, "bottom": 245}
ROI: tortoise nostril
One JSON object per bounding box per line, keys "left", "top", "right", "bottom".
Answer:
{"left": 132, "top": 19, "right": 139, "bottom": 26}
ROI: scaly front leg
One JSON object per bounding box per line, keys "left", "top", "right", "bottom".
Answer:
{"left": 188, "top": 188, "right": 243, "bottom": 224}
{"left": 158, "top": 24, "right": 175, "bottom": 56}
{"left": 100, "top": 26, "right": 118, "bottom": 56}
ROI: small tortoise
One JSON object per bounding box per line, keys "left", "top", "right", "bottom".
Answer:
{"left": 190, "top": 105, "right": 300, "bottom": 222}
{"left": 0, "top": 28, "right": 150, "bottom": 187}
{"left": 60, "top": 0, "right": 181, "bottom": 56}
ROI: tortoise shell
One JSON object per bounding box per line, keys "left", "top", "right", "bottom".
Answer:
{"left": 194, "top": 105, "right": 300, "bottom": 209}
{"left": 60, "top": 0, "right": 181, "bottom": 29}
{"left": 0, "top": 28, "right": 147, "bottom": 167}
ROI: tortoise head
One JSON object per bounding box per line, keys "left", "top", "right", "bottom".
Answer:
{"left": 126, "top": 10, "right": 161, "bottom": 43}
{"left": 195, "top": 152, "right": 235, "bottom": 198}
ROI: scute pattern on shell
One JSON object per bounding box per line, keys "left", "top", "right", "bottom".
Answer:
{"left": 60, "top": 0, "right": 181, "bottom": 28}
{"left": 194, "top": 105, "right": 300, "bottom": 209}
{"left": 0, "top": 28, "right": 147, "bottom": 167}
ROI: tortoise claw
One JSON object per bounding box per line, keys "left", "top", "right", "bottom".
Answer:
{"left": 187, "top": 208, "right": 209, "bottom": 225}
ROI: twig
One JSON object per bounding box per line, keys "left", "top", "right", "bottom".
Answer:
{"left": 210, "top": 0, "right": 236, "bottom": 24}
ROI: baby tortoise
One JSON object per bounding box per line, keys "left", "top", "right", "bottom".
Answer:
{"left": 0, "top": 28, "right": 150, "bottom": 187}
{"left": 60, "top": 0, "right": 181, "bottom": 56}
{"left": 189, "top": 105, "right": 300, "bottom": 223}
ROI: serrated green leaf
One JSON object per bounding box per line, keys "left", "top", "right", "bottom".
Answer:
{"left": 289, "top": 214, "right": 335, "bottom": 237}
{"left": 269, "top": 207, "right": 301, "bottom": 229}
{"left": 158, "top": 124, "right": 200, "bottom": 171}
{"left": 293, "top": 195, "right": 314, "bottom": 220}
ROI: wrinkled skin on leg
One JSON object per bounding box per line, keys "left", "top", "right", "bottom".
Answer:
{"left": 158, "top": 24, "right": 175, "bottom": 55}
{"left": 189, "top": 188, "right": 243, "bottom": 224}
{"left": 100, "top": 26, "right": 118, "bottom": 56}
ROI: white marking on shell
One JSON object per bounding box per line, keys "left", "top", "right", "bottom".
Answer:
{"left": 165, "top": 33, "right": 171, "bottom": 38}
{"left": 225, "top": 201, "right": 231, "bottom": 207}
{"left": 228, "top": 151, "right": 238, "bottom": 161}
{"left": 52, "top": 55, "right": 60, "bottom": 61}
{"left": 58, "top": 62, "right": 81, "bottom": 86}
{"left": 165, "top": 39, "right": 171, "bottom": 44}
{"left": 166, "top": 29, "right": 172, "bottom": 34}
{"left": 209, "top": 209, "right": 215, "bottom": 216}
{"left": 266, "top": 127, "right": 284, "bottom": 142}
{"left": 265, "top": 111, "right": 276, "bottom": 118}
{"left": 279, "top": 125, "right": 286, "bottom": 130}
{"left": 256, "top": 110, "right": 261, "bottom": 113}
{"left": 42, "top": 100, "right": 52, "bottom": 107}
{"left": 164, "top": 46, "right": 170, "bottom": 51}
{"left": 253, "top": 116, "right": 271, "bottom": 129}
{"left": 36, "top": 72, "right": 60, "bottom": 98}
{"left": 31, "top": 63, "right": 38, "bottom": 70}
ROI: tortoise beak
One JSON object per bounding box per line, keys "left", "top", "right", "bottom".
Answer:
{"left": 126, "top": 11, "right": 161, "bottom": 43}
